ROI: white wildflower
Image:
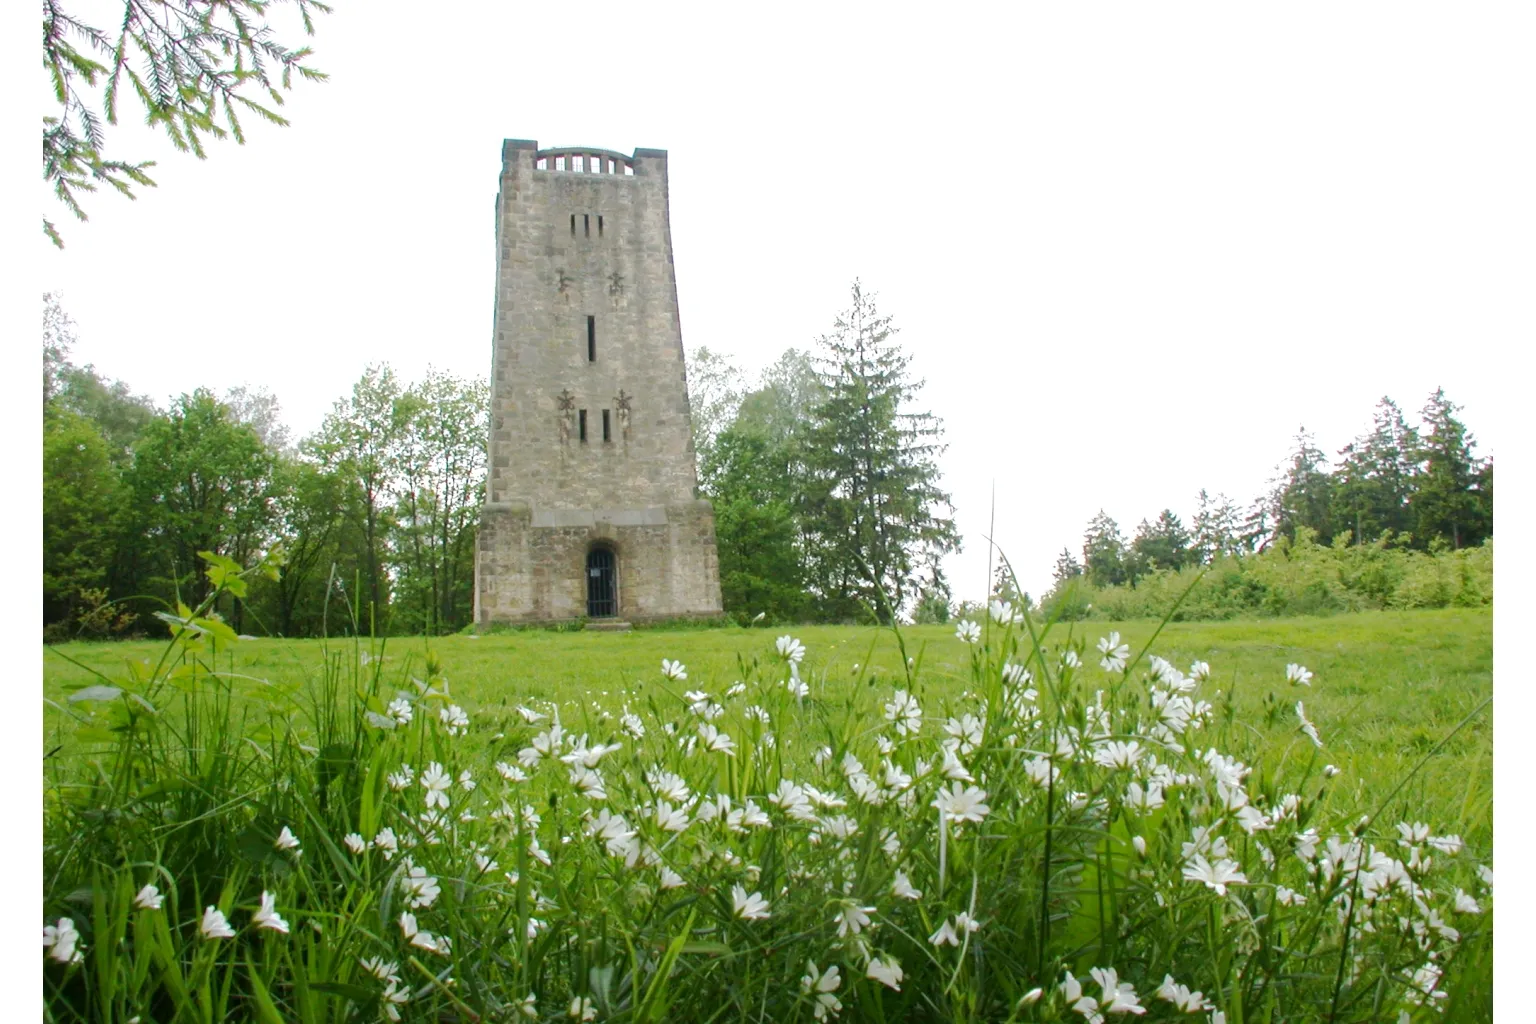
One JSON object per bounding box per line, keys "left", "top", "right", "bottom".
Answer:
{"left": 884, "top": 689, "right": 923, "bottom": 736}
{"left": 1097, "top": 633, "right": 1130, "bottom": 673}
{"left": 421, "top": 762, "right": 452, "bottom": 809}
{"left": 1155, "top": 974, "right": 1213, "bottom": 1012}
{"left": 1093, "top": 740, "right": 1143, "bottom": 770}
{"left": 944, "top": 714, "right": 984, "bottom": 754}
{"left": 374, "top": 827, "right": 399, "bottom": 860}
{"left": 833, "top": 902, "right": 875, "bottom": 937}
{"left": 1060, "top": 972, "right": 1101, "bottom": 1022}
{"left": 400, "top": 865, "right": 441, "bottom": 909}
{"left": 776, "top": 635, "right": 806, "bottom": 664}
{"left": 928, "top": 919, "right": 959, "bottom": 946}
{"left": 866, "top": 956, "right": 903, "bottom": 991}
{"left": 387, "top": 764, "right": 415, "bottom": 790}
{"left": 932, "top": 782, "right": 990, "bottom": 824}
{"left": 252, "top": 891, "right": 290, "bottom": 934}
{"left": 440, "top": 704, "right": 469, "bottom": 736}
{"left": 1091, "top": 965, "right": 1145, "bottom": 1014}
{"left": 1183, "top": 854, "right": 1248, "bottom": 896}
{"left": 1296, "top": 702, "right": 1323, "bottom": 748}
{"left": 698, "top": 723, "right": 737, "bottom": 755}
{"left": 731, "top": 884, "right": 771, "bottom": 920}
{"left": 892, "top": 870, "right": 922, "bottom": 900}
{"left": 200, "top": 906, "right": 235, "bottom": 940}
{"left": 43, "top": 918, "right": 85, "bottom": 964}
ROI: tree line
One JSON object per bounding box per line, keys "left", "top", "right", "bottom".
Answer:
{"left": 43, "top": 294, "right": 487, "bottom": 640}
{"left": 1044, "top": 391, "right": 1493, "bottom": 607}
{"left": 44, "top": 282, "right": 962, "bottom": 637}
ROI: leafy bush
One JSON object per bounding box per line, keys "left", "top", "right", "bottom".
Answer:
{"left": 1042, "top": 532, "right": 1492, "bottom": 622}
{"left": 43, "top": 560, "right": 1492, "bottom": 1021}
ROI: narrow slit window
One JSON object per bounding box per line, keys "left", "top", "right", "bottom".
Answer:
{"left": 598, "top": 215, "right": 604, "bottom": 236}
{"left": 578, "top": 409, "right": 588, "bottom": 443}
{"left": 570, "top": 213, "right": 576, "bottom": 235}
{"left": 602, "top": 409, "right": 611, "bottom": 442}
{"left": 587, "top": 315, "right": 596, "bottom": 362}
{"left": 584, "top": 214, "right": 590, "bottom": 237}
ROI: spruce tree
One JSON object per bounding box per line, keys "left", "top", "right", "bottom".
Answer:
{"left": 1133, "top": 510, "right": 1192, "bottom": 571}
{"left": 1265, "top": 427, "right": 1335, "bottom": 546}
{"left": 1192, "top": 490, "right": 1240, "bottom": 564}
{"left": 1052, "top": 547, "right": 1084, "bottom": 585}
{"left": 1410, "top": 389, "right": 1487, "bottom": 549}
{"left": 800, "top": 282, "right": 959, "bottom": 622}
{"left": 1332, "top": 397, "right": 1419, "bottom": 544}
{"left": 1082, "top": 511, "right": 1130, "bottom": 587}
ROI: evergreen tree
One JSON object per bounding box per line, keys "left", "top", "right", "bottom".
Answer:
{"left": 1239, "top": 497, "right": 1272, "bottom": 553}
{"left": 43, "top": 0, "right": 329, "bottom": 246}
{"left": 1082, "top": 511, "right": 1131, "bottom": 587}
{"left": 1410, "top": 389, "right": 1488, "bottom": 549}
{"left": 1133, "top": 509, "right": 1192, "bottom": 572}
{"left": 1266, "top": 427, "right": 1336, "bottom": 546}
{"left": 1052, "top": 547, "right": 1084, "bottom": 585}
{"left": 799, "top": 282, "right": 960, "bottom": 622}
{"left": 1191, "top": 490, "right": 1241, "bottom": 564}
{"left": 1332, "top": 397, "right": 1419, "bottom": 544}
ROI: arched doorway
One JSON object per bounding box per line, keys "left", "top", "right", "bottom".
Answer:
{"left": 586, "top": 547, "right": 617, "bottom": 618}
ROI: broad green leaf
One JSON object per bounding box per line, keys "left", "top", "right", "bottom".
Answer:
{"left": 68, "top": 685, "right": 123, "bottom": 703}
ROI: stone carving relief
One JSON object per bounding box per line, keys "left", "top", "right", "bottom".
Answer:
{"left": 557, "top": 389, "right": 576, "bottom": 445}
{"left": 613, "top": 389, "right": 633, "bottom": 442}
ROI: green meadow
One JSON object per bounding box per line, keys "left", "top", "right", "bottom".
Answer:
{"left": 46, "top": 608, "right": 1492, "bottom": 840}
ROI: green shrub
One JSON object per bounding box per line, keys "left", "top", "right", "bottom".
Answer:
{"left": 1042, "top": 534, "right": 1492, "bottom": 622}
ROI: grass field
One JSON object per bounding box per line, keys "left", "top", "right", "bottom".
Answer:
{"left": 46, "top": 608, "right": 1493, "bottom": 843}
{"left": 42, "top": 607, "right": 1495, "bottom": 1021}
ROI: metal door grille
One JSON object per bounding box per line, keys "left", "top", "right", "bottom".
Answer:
{"left": 586, "top": 548, "right": 616, "bottom": 617}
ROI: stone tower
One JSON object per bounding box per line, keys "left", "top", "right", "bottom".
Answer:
{"left": 475, "top": 140, "right": 723, "bottom": 626}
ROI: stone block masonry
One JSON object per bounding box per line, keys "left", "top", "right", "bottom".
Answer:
{"left": 475, "top": 140, "right": 723, "bottom": 625}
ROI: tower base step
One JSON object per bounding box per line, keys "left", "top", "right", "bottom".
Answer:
{"left": 585, "top": 620, "right": 632, "bottom": 633}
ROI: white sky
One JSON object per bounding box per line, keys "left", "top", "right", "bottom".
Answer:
{"left": 35, "top": 3, "right": 1526, "bottom": 601}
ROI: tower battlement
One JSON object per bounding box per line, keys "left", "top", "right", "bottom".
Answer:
{"left": 475, "top": 138, "right": 723, "bottom": 626}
